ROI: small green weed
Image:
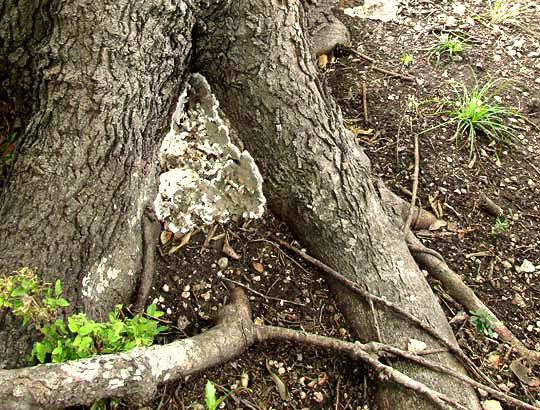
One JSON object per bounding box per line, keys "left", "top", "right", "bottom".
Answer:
{"left": 423, "top": 78, "right": 523, "bottom": 159}
{"left": 488, "top": 0, "right": 525, "bottom": 24}
{"left": 205, "top": 380, "right": 229, "bottom": 410}
{"left": 491, "top": 216, "right": 509, "bottom": 236}
{"left": 204, "top": 380, "right": 248, "bottom": 410}
{"left": 469, "top": 309, "right": 497, "bottom": 337}
{"left": 400, "top": 53, "right": 414, "bottom": 67}
{"left": 0, "top": 267, "right": 69, "bottom": 327}
{"left": 0, "top": 268, "right": 168, "bottom": 364}
{"left": 428, "top": 34, "right": 465, "bottom": 66}
{"left": 0, "top": 131, "right": 17, "bottom": 164}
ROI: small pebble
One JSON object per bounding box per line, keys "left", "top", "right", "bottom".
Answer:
{"left": 217, "top": 257, "right": 228, "bottom": 269}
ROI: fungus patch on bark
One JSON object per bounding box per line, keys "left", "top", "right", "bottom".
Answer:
{"left": 343, "top": 0, "right": 401, "bottom": 23}
{"left": 154, "top": 74, "right": 266, "bottom": 233}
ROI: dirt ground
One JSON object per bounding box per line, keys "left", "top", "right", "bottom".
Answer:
{"left": 2, "top": 1, "right": 539, "bottom": 409}
{"left": 142, "top": 1, "right": 540, "bottom": 409}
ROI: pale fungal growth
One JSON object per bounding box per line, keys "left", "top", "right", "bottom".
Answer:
{"left": 154, "top": 73, "right": 266, "bottom": 233}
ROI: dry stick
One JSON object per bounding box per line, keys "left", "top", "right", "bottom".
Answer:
{"left": 406, "top": 232, "right": 540, "bottom": 363}
{"left": 350, "top": 50, "right": 414, "bottom": 81}
{"left": 362, "top": 82, "right": 368, "bottom": 124}
{"left": 480, "top": 194, "right": 504, "bottom": 217}
{"left": 372, "top": 66, "right": 415, "bottom": 81}
{"left": 221, "top": 276, "right": 306, "bottom": 307}
{"left": 525, "top": 158, "right": 540, "bottom": 177}
{"left": 369, "top": 343, "right": 540, "bottom": 410}
{"left": 403, "top": 132, "right": 419, "bottom": 231}
{"left": 270, "top": 236, "right": 491, "bottom": 386}
{"left": 522, "top": 116, "right": 540, "bottom": 131}
{"left": 258, "top": 326, "right": 461, "bottom": 410}
{"left": 271, "top": 236, "right": 460, "bottom": 349}
{"left": 257, "top": 326, "right": 461, "bottom": 410}
{"left": 256, "top": 325, "right": 540, "bottom": 410}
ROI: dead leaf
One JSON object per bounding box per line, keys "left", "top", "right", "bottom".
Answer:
{"left": 446, "top": 222, "right": 458, "bottom": 232}
{"left": 428, "top": 219, "right": 447, "bottom": 231}
{"left": 486, "top": 352, "right": 500, "bottom": 368}
{"left": 411, "top": 208, "right": 438, "bottom": 230}
{"left": 510, "top": 359, "right": 532, "bottom": 385}
{"left": 223, "top": 241, "right": 241, "bottom": 260}
{"left": 449, "top": 311, "right": 467, "bottom": 325}
{"left": 428, "top": 193, "right": 443, "bottom": 219}
{"left": 528, "top": 378, "right": 540, "bottom": 388}
{"left": 318, "top": 53, "right": 328, "bottom": 69}
{"left": 482, "top": 399, "right": 502, "bottom": 410}
{"left": 317, "top": 372, "right": 328, "bottom": 385}
{"left": 266, "top": 359, "right": 289, "bottom": 401}
{"left": 351, "top": 127, "right": 374, "bottom": 136}
{"left": 160, "top": 230, "right": 172, "bottom": 245}
{"left": 512, "top": 293, "right": 526, "bottom": 308}
{"left": 516, "top": 259, "right": 536, "bottom": 273}
{"left": 252, "top": 261, "right": 264, "bottom": 273}
{"left": 168, "top": 230, "right": 192, "bottom": 255}
{"left": 240, "top": 371, "right": 249, "bottom": 388}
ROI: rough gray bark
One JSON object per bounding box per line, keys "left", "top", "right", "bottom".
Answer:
{"left": 0, "top": 0, "right": 196, "bottom": 367}
{"left": 1, "top": 0, "right": 480, "bottom": 408}
{"left": 193, "top": 1, "right": 481, "bottom": 409}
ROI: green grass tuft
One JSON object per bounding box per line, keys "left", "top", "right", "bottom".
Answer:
{"left": 488, "top": 0, "right": 525, "bottom": 24}
{"left": 428, "top": 34, "right": 465, "bottom": 66}
{"left": 423, "top": 78, "right": 523, "bottom": 159}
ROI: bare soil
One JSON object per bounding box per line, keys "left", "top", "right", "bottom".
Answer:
{"left": 144, "top": 1, "right": 540, "bottom": 409}
{"left": 2, "top": 1, "right": 537, "bottom": 409}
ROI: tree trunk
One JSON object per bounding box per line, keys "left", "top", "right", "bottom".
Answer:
{"left": 1, "top": 0, "right": 481, "bottom": 408}
{"left": 192, "top": 1, "right": 480, "bottom": 409}
{"left": 0, "top": 0, "right": 196, "bottom": 367}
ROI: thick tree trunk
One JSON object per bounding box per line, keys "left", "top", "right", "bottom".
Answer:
{"left": 1, "top": 0, "right": 481, "bottom": 407}
{"left": 0, "top": 0, "right": 196, "bottom": 367}
{"left": 193, "top": 1, "right": 481, "bottom": 409}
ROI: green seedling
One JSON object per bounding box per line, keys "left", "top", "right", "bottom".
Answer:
{"left": 0, "top": 267, "right": 69, "bottom": 327}
{"left": 488, "top": 0, "right": 525, "bottom": 24}
{"left": 491, "top": 216, "right": 509, "bottom": 236}
{"left": 205, "top": 380, "right": 230, "bottom": 410}
{"left": 90, "top": 398, "right": 120, "bottom": 410}
{"left": 0, "top": 269, "right": 168, "bottom": 364}
{"left": 428, "top": 34, "right": 465, "bottom": 66}
{"left": 400, "top": 53, "right": 414, "bottom": 66}
{"left": 0, "top": 131, "right": 17, "bottom": 164}
{"left": 422, "top": 78, "right": 523, "bottom": 159}
{"left": 469, "top": 309, "right": 497, "bottom": 337}
{"left": 204, "top": 380, "right": 248, "bottom": 410}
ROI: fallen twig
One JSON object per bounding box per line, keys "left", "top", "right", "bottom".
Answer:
{"left": 480, "top": 194, "right": 504, "bottom": 217}
{"left": 221, "top": 276, "right": 306, "bottom": 307}
{"left": 350, "top": 50, "right": 414, "bottom": 81}
{"left": 269, "top": 236, "right": 487, "bottom": 381}
{"left": 256, "top": 325, "right": 539, "bottom": 410}
{"left": 2, "top": 286, "right": 538, "bottom": 410}
{"left": 403, "top": 132, "right": 420, "bottom": 231}
{"left": 362, "top": 82, "right": 368, "bottom": 124}
{"left": 406, "top": 232, "right": 540, "bottom": 364}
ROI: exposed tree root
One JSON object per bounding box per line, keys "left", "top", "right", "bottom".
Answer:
{"left": 133, "top": 201, "right": 161, "bottom": 313}
{"left": 406, "top": 231, "right": 540, "bottom": 364}
{"left": 271, "top": 236, "right": 492, "bottom": 386}
{"left": 377, "top": 184, "right": 540, "bottom": 364}
{"left": 1, "top": 286, "right": 538, "bottom": 410}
